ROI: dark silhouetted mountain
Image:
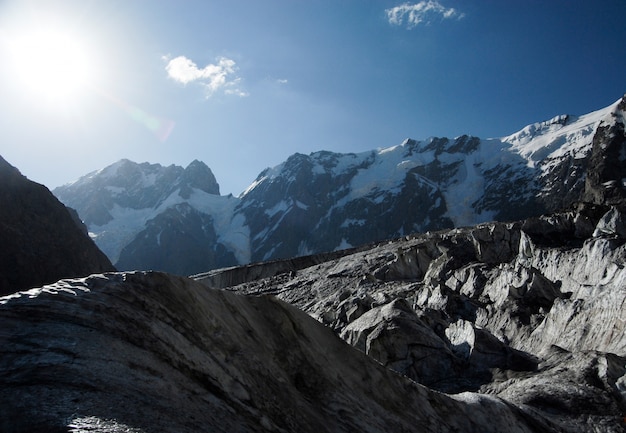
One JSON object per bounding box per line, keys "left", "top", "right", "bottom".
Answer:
{"left": 0, "top": 156, "right": 114, "bottom": 295}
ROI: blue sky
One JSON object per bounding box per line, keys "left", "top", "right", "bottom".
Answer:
{"left": 0, "top": 0, "right": 625, "bottom": 196}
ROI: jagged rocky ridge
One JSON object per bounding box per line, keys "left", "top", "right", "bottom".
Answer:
{"left": 194, "top": 202, "right": 626, "bottom": 432}
{"left": 53, "top": 95, "right": 626, "bottom": 275}
{"left": 0, "top": 156, "right": 114, "bottom": 295}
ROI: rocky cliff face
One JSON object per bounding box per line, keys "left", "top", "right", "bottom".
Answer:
{"left": 582, "top": 97, "right": 626, "bottom": 205}
{"left": 0, "top": 156, "right": 114, "bottom": 296}
{"left": 196, "top": 202, "right": 626, "bottom": 431}
{"left": 54, "top": 96, "right": 626, "bottom": 274}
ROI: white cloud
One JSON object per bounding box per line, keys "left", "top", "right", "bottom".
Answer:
{"left": 165, "top": 55, "right": 247, "bottom": 98}
{"left": 224, "top": 78, "right": 250, "bottom": 97}
{"left": 386, "top": 1, "right": 464, "bottom": 28}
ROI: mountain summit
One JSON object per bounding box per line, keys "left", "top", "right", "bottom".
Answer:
{"left": 55, "top": 159, "right": 220, "bottom": 226}
{"left": 54, "top": 159, "right": 236, "bottom": 276}
{"left": 54, "top": 96, "right": 626, "bottom": 275}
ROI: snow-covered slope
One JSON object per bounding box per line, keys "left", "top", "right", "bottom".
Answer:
{"left": 503, "top": 105, "right": 614, "bottom": 166}
{"left": 54, "top": 160, "right": 247, "bottom": 275}
{"left": 54, "top": 95, "right": 626, "bottom": 274}
{"left": 502, "top": 98, "right": 623, "bottom": 208}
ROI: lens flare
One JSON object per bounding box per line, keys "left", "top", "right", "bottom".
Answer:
{"left": 97, "top": 90, "right": 175, "bottom": 142}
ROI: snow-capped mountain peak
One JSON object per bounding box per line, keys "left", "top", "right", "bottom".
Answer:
{"left": 54, "top": 95, "right": 626, "bottom": 275}
{"left": 53, "top": 160, "right": 237, "bottom": 269}
{"left": 502, "top": 97, "right": 623, "bottom": 167}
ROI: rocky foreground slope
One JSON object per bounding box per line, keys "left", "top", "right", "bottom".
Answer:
{"left": 1, "top": 271, "right": 554, "bottom": 433}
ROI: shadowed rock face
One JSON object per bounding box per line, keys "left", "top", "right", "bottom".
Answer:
{"left": 0, "top": 271, "right": 552, "bottom": 433}
{"left": 199, "top": 203, "right": 626, "bottom": 431}
{"left": 583, "top": 97, "right": 626, "bottom": 205}
{"left": 0, "top": 156, "right": 114, "bottom": 296}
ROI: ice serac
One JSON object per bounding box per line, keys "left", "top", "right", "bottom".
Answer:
{"left": 0, "top": 271, "right": 554, "bottom": 432}
{"left": 0, "top": 155, "right": 114, "bottom": 296}
{"left": 199, "top": 202, "right": 626, "bottom": 432}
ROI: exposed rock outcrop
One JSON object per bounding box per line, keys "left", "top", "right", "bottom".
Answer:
{"left": 582, "top": 97, "right": 626, "bottom": 205}
{"left": 0, "top": 156, "right": 114, "bottom": 296}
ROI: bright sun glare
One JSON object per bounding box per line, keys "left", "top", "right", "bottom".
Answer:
{"left": 6, "top": 23, "right": 96, "bottom": 107}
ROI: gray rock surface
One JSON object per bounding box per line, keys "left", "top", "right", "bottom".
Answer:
{"left": 0, "top": 271, "right": 555, "bottom": 433}
{"left": 582, "top": 96, "right": 626, "bottom": 205}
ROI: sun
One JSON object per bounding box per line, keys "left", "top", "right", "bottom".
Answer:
{"left": 5, "top": 23, "right": 97, "bottom": 107}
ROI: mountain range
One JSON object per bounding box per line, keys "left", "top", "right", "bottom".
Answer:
{"left": 2, "top": 94, "right": 626, "bottom": 432}
{"left": 54, "top": 96, "right": 626, "bottom": 276}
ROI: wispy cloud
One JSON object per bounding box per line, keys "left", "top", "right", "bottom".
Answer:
{"left": 164, "top": 55, "right": 248, "bottom": 98}
{"left": 386, "top": 1, "right": 464, "bottom": 28}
